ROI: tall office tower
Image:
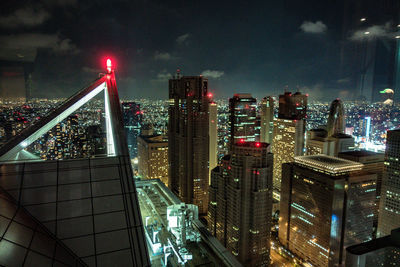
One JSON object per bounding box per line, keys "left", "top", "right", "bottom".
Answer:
{"left": 137, "top": 130, "right": 169, "bottom": 186}
{"left": 279, "top": 155, "right": 377, "bottom": 267}
{"left": 306, "top": 99, "right": 354, "bottom": 156}
{"left": 260, "top": 96, "right": 274, "bottom": 144}
{"left": 208, "top": 142, "right": 273, "bottom": 266}
{"left": 272, "top": 91, "right": 307, "bottom": 196}
{"left": 168, "top": 75, "right": 210, "bottom": 215}
{"left": 339, "top": 150, "right": 385, "bottom": 236}
{"left": 346, "top": 227, "right": 400, "bottom": 267}
{"left": 209, "top": 101, "right": 218, "bottom": 183}
{"left": 0, "top": 63, "right": 150, "bottom": 266}
{"left": 228, "top": 94, "right": 257, "bottom": 150}
{"left": 378, "top": 129, "right": 400, "bottom": 237}
{"left": 122, "top": 101, "right": 142, "bottom": 158}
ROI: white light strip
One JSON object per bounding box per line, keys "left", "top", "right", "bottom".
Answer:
{"left": 0, "top": 82, "right": 107, "bottom": 161}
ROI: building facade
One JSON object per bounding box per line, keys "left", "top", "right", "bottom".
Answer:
{"left": 339, "top": 150, "right": 385, "bottom": 236}
{"left": 229, "top": 94, "right": 257, "bottom": 150}
{"left": 168, "top": 75, "right": 210, "bottom": 214}
{"left": 279, "top": 155, "right": 376, "bottom": 267}
{"left": 208, "top": 142, "right": 273, "bottom": 266}
{"left": 260, "top": 96, "right": 274, "bottom": 144}
{"left": 272, "top": 91, "right": 307, "bottom": 196}
{"left": 122, "top": 102, "right": 142, "bottom": 158}
{"left": 137, "top": 132, "right": 168, "bottom": 186}
{"left": 378, "top": 129, "right": 400, "bottom": 237}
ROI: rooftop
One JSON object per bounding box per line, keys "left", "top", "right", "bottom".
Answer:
{"left": 294, "top": 154, "right": 363, "bottom": 175}
{"left": 338, "top": 150, "right": 384, "bottom": 157}
{"left": 347, "top": 228, "right": 400, "bottom": 255}
{"left": 135, "top": 179, "right": 242, "bottom": 267}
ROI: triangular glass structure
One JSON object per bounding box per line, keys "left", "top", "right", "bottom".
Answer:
{"left": 0, "top": 68, "right": 150, "bottom": 266}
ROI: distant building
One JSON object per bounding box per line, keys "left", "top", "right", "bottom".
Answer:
{"left": 272, "top": 91, "right": 307, "bottom": 196}
{"left": 209, "top": 101, "right": 218, "bottom": 183}
{"left": 306, "top": 99, "right": 354, "bottom": 156}
{"left": 339, "top": 150, "right": 385, "bottom": 237}
{"left": 260, "top": 96, "right": 274, "bottom": 144}
{"left": 122, "top": 102, "right": 142, "bottom": 158}
{"left": 208, "top": 142, "right": 273, "bottom": 266}
{"left": 278, "top": 91, "right": 307, "bottom": 120}
{"left": 228, "top": 93, "right": 257, "bottom": 150}
{"left": 168, "top": 75, "right": 210, "bottom": 214}
{"left": 346, "top": 227, "right": 400, "bottom": 267}
{"left": 378, "top": 129, "right": 400, "bottom": 237}
{"left": 137, "top": 130, "right": 168, "bottom": 186}
{"left": 279, "top": 155, "right": 377, "bottom": 267}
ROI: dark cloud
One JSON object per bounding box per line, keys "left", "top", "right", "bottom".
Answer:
{"left": 0, "top": 33, "right": 79, "bottom": 54}
{"left": 176, "top": 33, "right": 190, "bottom": 45}
{"left": 0, "top": 6, "right": 50, "bottom": 29}
{"left": 153, "top": 51, "right": 174, "bottom": 61}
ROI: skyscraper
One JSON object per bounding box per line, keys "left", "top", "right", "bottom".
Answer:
{"left": 378, "top": 129, "right": 400, "bottom": 237}
{"left": 122, "top": 101, "right": 142, "bottom": 159}
{"left": 228, "top": 94, "right": 257, "bottom": 150}
{"left": 306, "top": 99, "right": 355, "bottom": 156}
{"left": 279, "top": 155, "right": 377, "bottom": 267}
{"left": 137, "top": 128, "right": 169, "bottom": 186}
{"left": 272, "top": 91, "right": 307, "bottom": 196}
{"left": 209, "top": 101, "right": 218, "bottom": 183}
{"left": 260, "top": 96, "right": 274, "bottom": 144}
{"left": 208, "top": 142, "right": 273, "bottom": 266}
{"left": 168, "top": 75, "right": 210, "bottom": 215}
{"left": 339, "top": 150, "right": 385, "bottom": 237}
{"left": 0, "top": 62, "right": 150, "bottom": 266}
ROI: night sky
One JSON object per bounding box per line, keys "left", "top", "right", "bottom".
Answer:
{"left": 0, "top": 0, "right": 398, "bottom": 100}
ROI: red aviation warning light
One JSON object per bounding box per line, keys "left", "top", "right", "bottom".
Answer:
{"left": 255, "top": 142, "right": 261, "bottom": 147}
{"left": 208, "top": 92, "right": 213, "bottom": 98}
{"left": 106, "top": 59, "right": 112, "bottom": 73}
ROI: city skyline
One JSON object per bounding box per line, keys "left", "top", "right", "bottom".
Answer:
{"left": 1, "top": 1, "right": 400, "bottom": 266}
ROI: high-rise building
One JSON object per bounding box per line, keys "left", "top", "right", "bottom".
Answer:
{"left": 208, "top": 142, "right": 273, "bottom": 266}
{"left": 228, "top": 94, "right": 257, "bottom": 150}
{"left": 279, "top": 155, "right": 377, "bottom": 267}
{"left": 339, "top": 150, "right": 385, "bottom": 236}
{"left": 272, "top": 91, "right": 307, "bottom": 196}
{"left": 0, "top": 63, "right": 150, "bottom": 266}
{"left": 346, "top": 227, "right": 400, "bottom": 267}
{"left": 260, "top": 96, "right": 274, "bottom": 144}
{"left": 378, "top": 129, "right": 400, "bottom": 237}
{"left": 306, "top": 99, "right": 354, "bottom": 156}
{"left": 278, "top": 91, "right": 307, "bottom": 120}
{"left": 137, "top": 130, "right": 169, "bottom": 186}
{"left": 209, "top": 101, "right": 218, "bottom": 183}
{"left": 168, "top": 75, "right": 210, "bottom": 214}
{"left": 122, "top": 102, "right": 142, "bottom": 159}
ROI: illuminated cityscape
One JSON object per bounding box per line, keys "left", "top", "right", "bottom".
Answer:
{"left": 1, "top": 0, "right": 400, "bottom": 266}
